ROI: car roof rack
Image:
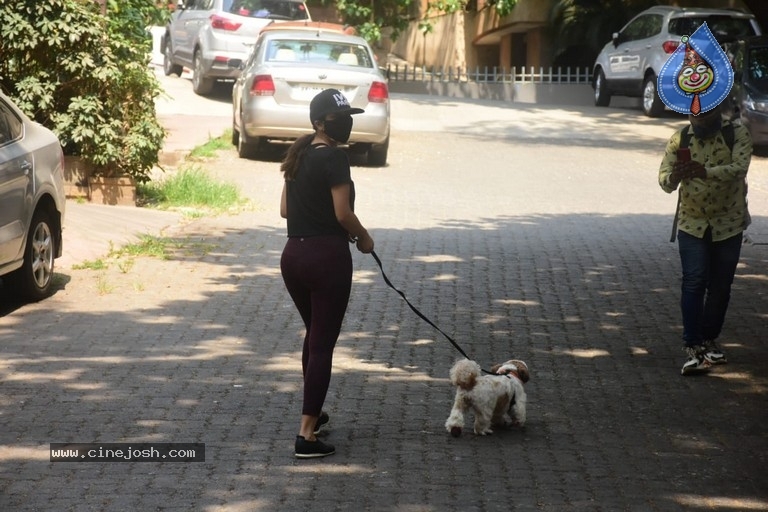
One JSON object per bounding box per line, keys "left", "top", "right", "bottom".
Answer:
{"left": 260, "top": 21, "right": 356, "bottom": 36}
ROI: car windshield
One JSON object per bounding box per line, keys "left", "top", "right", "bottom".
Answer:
{"left": 265, "top": 39, "right": 374, "bottom": 67}
{"left": 668, "top": 15, "right": 757, "bottom": 42}
{"left": 225, "top": 0, "right": 309, "bottom": 20}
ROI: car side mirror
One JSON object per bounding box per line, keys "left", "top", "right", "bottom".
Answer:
{"left": 612, "top": 32, "right": 621, "bottom": 47}
{"left": 177, "top": 0, "right": 186, "bottom": 10}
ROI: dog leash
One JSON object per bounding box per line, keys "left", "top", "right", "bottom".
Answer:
{"left": 370, "top": 250, "right": 493, "bottom": 375}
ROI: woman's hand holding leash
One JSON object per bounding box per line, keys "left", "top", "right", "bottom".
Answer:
{"left": 356, "top": 233, "right": 374, "bottom": 253}
{"left": 349, "top": 233, "right": 374, "bottom": 253}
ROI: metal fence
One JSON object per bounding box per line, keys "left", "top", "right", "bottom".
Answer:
{"left": 385, "top": 65, "right": 593, "bottom": 84}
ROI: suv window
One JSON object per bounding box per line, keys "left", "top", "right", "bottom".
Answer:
{"left": 189, "top": 0, "right": 213, "bottom": 10}
{"left": 668, "top": 16, "right": 757, "bottom": 41}
{"left": 621, "top": 14, "right": 663, "bottom": 42}
{"left": 226, "top": 0, "right": 309, "bottom": 19}
{"left": 0, "top": 100, "right": 22, "bottom": 146}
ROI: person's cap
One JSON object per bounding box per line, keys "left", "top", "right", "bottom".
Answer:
{"left": 309, "top": 88, "right": 364, "bottom": 124}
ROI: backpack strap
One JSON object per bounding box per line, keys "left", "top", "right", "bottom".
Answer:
{"left": 722, "top": 122, "right": 735, "bottom": 152}
{"left": 680, "top": 125, "right": 693, "bottom": 149}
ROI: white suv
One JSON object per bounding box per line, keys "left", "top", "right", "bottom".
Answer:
{"left": 161, "top": 0, "right": 310, "bottom": 96}
{"left": 592, "top": 6, "right": 761, "bottom": 116}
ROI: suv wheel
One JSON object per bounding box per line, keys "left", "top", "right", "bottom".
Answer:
{"left": 642, "top": 75, "right": 665, "bottom": 117}
{"left": 192, "top": 49, "right": 215, "bottom": 96}
{"left": 163, "top": 39, "right": 183, "bottom": 77}
{"left": 7, "top": 209, "right": 57, "bottom": 301}
{"left": 594, "top": 70, "right": 611, "bottom": 107}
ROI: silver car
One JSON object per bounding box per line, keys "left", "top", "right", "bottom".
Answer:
{"left": 0, "top": 92, "right": 65, "bottom": 301}
{"left": 162, "top": 0, "right": 311, "bottom": 95}
{"left": 592, "top": 6, "right": 761, "bottom": 116}
{"left": 231, "top": 24, "right": 391, "bottom": 166}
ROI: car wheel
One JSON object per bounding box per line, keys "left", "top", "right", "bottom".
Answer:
{"left": 368, "top": 136, "right": 389, "bottom": 167}
{"left": 6, "top": 209, "right": 57, "bottom": 301}
{"left": 237, "top": 128, "right": 262, "bottom": 159}
{"left": 594, "top": 70, "right": 611, "bottom": 107}
{"left": 642, "top": 75, "right": 665, "bottom": 117}
{"left": 192, "top": 49, "right": 215, "bottom": 96}
{"left": 163, "top": 39, "right": 183, "bottom": 77}
{"left": 231, "top": 121, "right": 240, "bottom": 147}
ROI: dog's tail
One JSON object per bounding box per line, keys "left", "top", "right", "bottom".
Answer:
{"left": 449, "top": 359, "right": 482, "bottom": 391}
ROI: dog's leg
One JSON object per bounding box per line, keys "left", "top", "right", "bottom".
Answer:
{"left": 473, "top": 407, "right": 494, "bottom": 435}
{"left": 445, "top": 392, "right": 467, "bottom": 437}
{"left": 512, "top": 390, "right": 527, "bottom": 427}
{"left": 492, "top": 395, "right": 513, "bottom": 428}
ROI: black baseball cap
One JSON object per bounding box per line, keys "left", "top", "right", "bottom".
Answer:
{"left": 309, "top": 88, "right": 364, "bottom": 125}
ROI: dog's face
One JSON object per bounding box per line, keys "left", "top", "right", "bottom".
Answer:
{"left": 490, "top": 359, "right": 530, "bottom": 383}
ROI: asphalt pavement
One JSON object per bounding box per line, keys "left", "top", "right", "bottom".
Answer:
{"left": 2, "top": 57, "right": 767, "bottom": 511}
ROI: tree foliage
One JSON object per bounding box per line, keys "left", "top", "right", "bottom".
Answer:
{"left": 333, "top": 0, "right": 411, "bottom": 43}
{"left": 314, "top": 0, "right": 519, "bottom": 43}
{"left": 548, "top": 0, "right": 658, "bottom": 67}
{"left": 0, "top": 0, "right": 169, "bottom": 182}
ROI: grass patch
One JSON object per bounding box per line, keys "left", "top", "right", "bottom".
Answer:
{"left": 138, "top": 130, "right": 250, "bottom": 216}
{"left": 137, "top": 165, "right": 247, "bottom": 216}
{"left": 110, "top": 234, "right": 216, "bottom": 260}
{"left": 72, "top": 234, "right": 217, "bottom": 276}
{"left": 187, "top": 130, "right": 233, "bottom": 160}
{"left": 72, "top": 259, "right": 108, "bottom": 271}
{"left": 110, "top": 235, "right": 180, "bottom": 260}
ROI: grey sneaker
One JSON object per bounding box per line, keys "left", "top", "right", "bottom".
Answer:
{"left": 681, "top": 345, "right": 711, "bottom": 375}
{"left": 703, "top": 340, "right": 728, "bottom": 365}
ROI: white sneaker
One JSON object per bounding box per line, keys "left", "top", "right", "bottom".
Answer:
{"left": 703, "top": 340, "right": 728, "bottom": 365}
{"left": 681, "top": 346, "right": 711, "bottom": 376}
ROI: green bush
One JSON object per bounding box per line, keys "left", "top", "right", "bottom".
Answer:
{"left": 0, "top": 0, "right": 168, "bottom": 183}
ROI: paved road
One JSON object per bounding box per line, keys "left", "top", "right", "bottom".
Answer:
{"left": 1, "top": 70, "right": 767, "bottom": 511}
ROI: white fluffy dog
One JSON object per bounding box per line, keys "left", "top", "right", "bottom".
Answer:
{"left": 445, "top": 358, "right": 529, "bottom": 437}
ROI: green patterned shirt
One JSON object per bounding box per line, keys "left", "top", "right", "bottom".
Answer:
{"left": 658, "top": 121, "right": 751, "bottom": 241}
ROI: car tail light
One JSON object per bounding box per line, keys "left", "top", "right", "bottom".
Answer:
{"left": 368, "top": 81, "right": 389, "bottom": 103}
{"left": 250, "top": 75, "right": 275, "bottom": 96}
{"left": 210, "top": 14, "right": 241, "bottom": 31}
{"left": 662, "top": 40, "right": 679, "bottom": 54}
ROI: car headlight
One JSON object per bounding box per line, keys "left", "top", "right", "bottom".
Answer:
{"left": 745, "top": 94, "right": 768, "bottom": 113}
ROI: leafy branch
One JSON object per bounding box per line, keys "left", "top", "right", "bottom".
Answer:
{"left": 0, "top": 0, "right": 168, "bottom": 182}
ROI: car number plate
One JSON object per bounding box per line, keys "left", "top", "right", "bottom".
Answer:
{"left": 294, "top": 85, "right": 325, "bottom": 100}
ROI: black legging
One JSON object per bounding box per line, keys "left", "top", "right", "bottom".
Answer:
{"left": 280, "top": 235, "right": 352, "bottom": 416}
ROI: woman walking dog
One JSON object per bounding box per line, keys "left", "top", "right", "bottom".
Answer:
{"left": 280, "top": 89, "right": 375, "bottom": 458}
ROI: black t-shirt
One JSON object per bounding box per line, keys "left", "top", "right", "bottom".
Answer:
{"left": 285, "top": 144, "right": 355, "bottom": 238}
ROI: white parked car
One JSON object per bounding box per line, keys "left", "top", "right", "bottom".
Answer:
{"left": 231, "top": 22, "right": 391, "bottom": 166}
{"left": 161, "top": 0, "right": 311, "bottom": 95}
{"left": 0, "top": 92, "right": 66, "bottom": 301}
{"left": 592, "top": 6, "right": 761, "bottom": 116}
